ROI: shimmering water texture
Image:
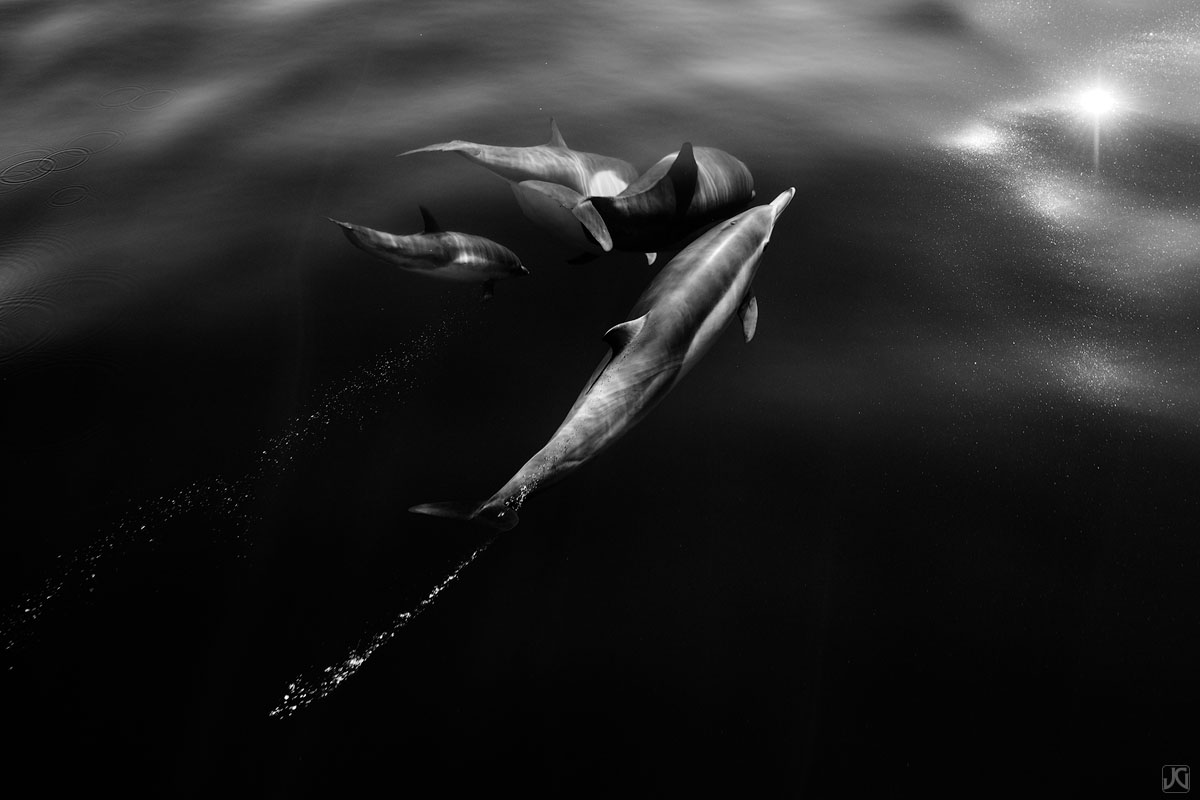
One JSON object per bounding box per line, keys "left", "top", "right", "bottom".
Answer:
{"left": 270, "top": 536, "right": 495, "bottom": 719}
{"left": 927, "top": 16, "right": 1200, "bottom": 427}
{"left": 1, "top": 308, "right": 470, "bottom": 654}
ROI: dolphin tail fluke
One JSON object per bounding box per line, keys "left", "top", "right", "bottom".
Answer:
{"left": 409, "top": 500, "right": 519, "bottom": 531}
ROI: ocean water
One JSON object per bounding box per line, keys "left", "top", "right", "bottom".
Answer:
{"left": 3, "top": 0, "right": 1199, "bottom": 794}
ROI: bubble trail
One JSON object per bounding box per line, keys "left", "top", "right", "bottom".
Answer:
{"left": 1, "top": 302, "right": 474, "bottom": 654}
{"left": 269, "top": 536, "right": 496, "bottom": 720}
{"left": 0, "top": 476, "right": 248, "bottom": 653}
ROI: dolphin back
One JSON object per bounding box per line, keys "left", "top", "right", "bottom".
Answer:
{"left": 573, "top": 144, "right": 755, "bottom": 253}
{"left": 573, "top": 143, "right": 700, "bottom": 251}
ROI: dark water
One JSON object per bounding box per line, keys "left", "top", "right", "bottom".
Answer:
{"left": 3, "top": 0, "right": 1199, "bottom": 794}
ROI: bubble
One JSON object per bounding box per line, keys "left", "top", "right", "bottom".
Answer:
{"left": 48, "top": 186, "right": 95, "bottom": 207}
{"left": 98, "top": 87, "right": 176, "bottom": 110}
{"left": 37, "top": 148, "right": 90, "bottom": 173}
{"left": 0, "top": 152, "right": 55, "bottom": 187}
{"left": 0, "top": 292, "right": 58, "bottom": 366}
{"left": 98, "top": 87, "right": 146, "bottom": 108}
{"left": 268, "top": 537, "right": 496, "bottom": 719}
{"left": 129, "top": 90, "right": 176, "bottom": 110}
{"left": 65, "top": 130, "right": 125, "bottom": 155}
{"left": 1, "top": 299, "right": 477, "bottom": 656}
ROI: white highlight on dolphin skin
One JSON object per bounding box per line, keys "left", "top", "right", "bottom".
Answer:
{"left": 269, "top": 536, "right": 495, "bottom": 719}
{"left": 1, "top": 308, "right": 470, "bottom": 654}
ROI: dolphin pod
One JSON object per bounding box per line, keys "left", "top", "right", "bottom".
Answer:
{"left": 330, "top": 206, "right": 529, "bottom": 300}
{"left": 401, "top": 119, "right": 642, "bottom": 260}
{"left": 410, "top": 187, "right": 795, "bottom": 531}
{"left": 425, "top": 138, "right": 756, "bottom": 264}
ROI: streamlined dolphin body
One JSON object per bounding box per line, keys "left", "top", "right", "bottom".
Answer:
{"left": 507, "top": 143, "right": 754, "bottom": 263}
{"left": 572, "top": 143, "right": 756, "bottom": 254}
{"left": 331, "top": 207, "right": 529, "bottom": 299}
{"left": 410, "top": 187, "right": 795, "bottom": 531}
{"left": 401, "top": 119, "right": 639, "bottom": 198}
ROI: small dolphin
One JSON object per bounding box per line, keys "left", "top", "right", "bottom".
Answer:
{"left": 410, "top": 187, "right": 795, "bottom": 531}
{"left": 330, "top": 207, "right": 529, "bottom": 300}
{"left": 400, "top": 119, "right": 639, "bottom": 198}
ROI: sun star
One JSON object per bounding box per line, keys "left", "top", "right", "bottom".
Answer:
{"left": 1080, "top": 87, "right": 1117, "bottom": 117}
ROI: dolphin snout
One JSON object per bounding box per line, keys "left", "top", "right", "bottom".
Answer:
{"left": 517, "top": 264, "right": 531, "bottom": 276}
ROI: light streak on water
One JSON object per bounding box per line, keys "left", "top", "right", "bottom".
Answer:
{"left": 269, "top": 536, "right": 495, "bottom": 719}
{"left": 1, "top": 303, "right": 472, "bottom": 654}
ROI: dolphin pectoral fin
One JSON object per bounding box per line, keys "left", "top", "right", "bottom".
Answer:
{"left": 602, "top": 313, "right": 649, "bottom": 355}
{"left": 738, "top": 290, "right": 758, "bottom": 343}
{"left": 573, "top": 201, "right": 613, "bottom": 251}
{"left": 645, "top": 253, "right": 656, "bottom": 265}
{"left": 665, "top": 142, "right": 699, "bottom": 215}
{"left": 514, "top": 180, "right": 585, "bottom": 209}
{"left": 410, "top": 501, "right": 519, "bottom": 532}
{"left": 418, "top": 205, "right": 442, "bottom": 233}
{"left": 481, "top": 280, "right": 495, "bottom": 301}
{"left": 547, "top": 118, "right": 567, "bottom": 148}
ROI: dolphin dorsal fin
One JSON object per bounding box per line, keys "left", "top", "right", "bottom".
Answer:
{"left": 418, "top": 205, "right": 441, "bottom": 232}
{"left": 666, "top": 142, "right": 698, "bottom": 214}
{"left": 602, "top": 314, "right": 648, "bottom": 355}
{"left": 547, "top": 118, "right": 567, "bottom": 149}
{"left": 738, "top": 288, "right": 758, "bottom": 342}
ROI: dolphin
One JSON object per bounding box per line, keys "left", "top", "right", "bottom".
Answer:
{"left": 330, "top": 207, "right": 529, "bottom": 299}
{"left": 400, "top": 119, "right": 639, "bottom": 198}
{"left": 507, "top": 143, "right": 754, "bottom": 263}
{"left": 410, "top": 187, "right": 795, "bottom": 531}
{"left": 572, "top": 143, "right": 756, "bottom": 254}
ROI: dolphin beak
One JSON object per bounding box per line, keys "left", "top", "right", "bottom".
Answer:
{"left": 518, "top": 264, "right": 531, "bottom": 276}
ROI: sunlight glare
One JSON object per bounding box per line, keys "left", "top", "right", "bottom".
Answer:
{"left": 1079, "top": 87, "right": 1117, "bottom": 117}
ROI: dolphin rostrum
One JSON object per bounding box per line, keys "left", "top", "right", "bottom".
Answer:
{"left": 330, "top": 207, "right": 529, "bottom": 300}
{"left": 410, "top": 187, "right": 795, "bottom": 531}
{"left": 400, "top": 119, "right": 639, "bottom": 198}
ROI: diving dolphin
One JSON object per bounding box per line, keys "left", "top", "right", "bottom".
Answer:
{"left": 400, "top": 119, "right": 639, "bottom": 198}
{"left": 330, "top": 207, "right": 529, "bottom": 299}
{"left": 410, "top": 187, "right": 796, "bottom": 531}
